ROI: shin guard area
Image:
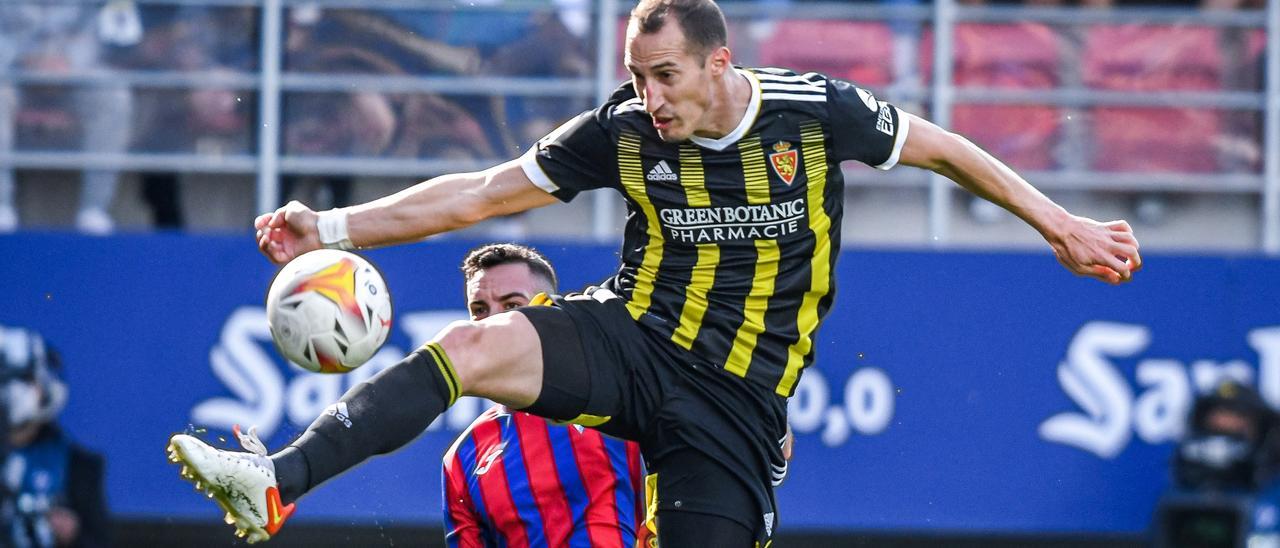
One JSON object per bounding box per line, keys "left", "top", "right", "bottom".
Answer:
{"left": 282, "top": 343, "right": 459, "bottom": 495}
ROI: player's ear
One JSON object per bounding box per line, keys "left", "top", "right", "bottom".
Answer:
{"left": 707, "top": 46, "right": 731, "bottom": 75}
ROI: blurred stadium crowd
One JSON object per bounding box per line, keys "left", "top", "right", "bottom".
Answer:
{"left": 0, "top": 0, "right": 1272, "bottom": 249}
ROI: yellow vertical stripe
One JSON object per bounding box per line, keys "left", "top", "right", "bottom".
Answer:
{"left": 726, "top": 134, "right": 781, "bottom": 378}
{"left": 725, "top": 239, "right": 780, "bottom": 377}
{"left": 671, "top": 244, "right": 719, "bottom": 350}
{"left": 671, "top": 144, "right": 718, "bottom": 350}
{"left": 777, "top": 122, "right": 831, "bottom": 396}
{"left": 738, "top": 134, "right": 772, "bottom": 205}
{"left": 618, "top": 132, "right": 663, "bottom": 321}
{"left": 679, "top": 144, "right": 709, "bottom": 207}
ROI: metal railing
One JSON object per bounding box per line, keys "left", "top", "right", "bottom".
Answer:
{"left": 0, "top": 0, "right": 1275, "bottom": 251}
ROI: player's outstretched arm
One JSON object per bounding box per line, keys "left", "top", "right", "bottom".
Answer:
{"left": 896, "top": 113, "right": 1142, "bottom": 284}
{"left": 254, "top": 160, "right": 559, "bottom": 264}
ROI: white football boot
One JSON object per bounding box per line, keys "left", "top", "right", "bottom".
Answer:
{"left": 167, "top": 425, "right": 295, "bottom": 543}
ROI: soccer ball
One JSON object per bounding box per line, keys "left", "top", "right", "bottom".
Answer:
{"left": 266, "top": 249, "right": 392, "bottom": 373}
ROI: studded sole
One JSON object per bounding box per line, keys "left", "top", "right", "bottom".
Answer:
{"left": 167, "top": 439, "right": 272, "bottom": 544}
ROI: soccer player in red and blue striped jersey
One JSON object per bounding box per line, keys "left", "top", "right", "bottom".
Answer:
{"left": 442, "top": 244, "right": 645, "bottom": 548}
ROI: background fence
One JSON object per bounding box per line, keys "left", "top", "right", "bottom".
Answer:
{"left": 1, "top": 0, "right": 1275, "bottom": 250}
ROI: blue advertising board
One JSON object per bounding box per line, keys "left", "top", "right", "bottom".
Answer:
{"left": 2, "top": 233, "right": 1278, "bottom": 533}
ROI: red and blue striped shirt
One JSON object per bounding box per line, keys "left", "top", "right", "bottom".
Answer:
{"left": 442, "top": 405, "right": 644, "bottom": 548}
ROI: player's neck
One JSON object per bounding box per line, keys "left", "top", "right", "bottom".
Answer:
{"left": 695, "top": 68, "right": 750, "bottom": 139}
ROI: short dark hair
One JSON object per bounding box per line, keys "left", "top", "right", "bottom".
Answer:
{"left": 461, "top": 243, "right": 558, "bottom": 292}
{"left": 630, "top": 0, "right": 727, "bottom": 59}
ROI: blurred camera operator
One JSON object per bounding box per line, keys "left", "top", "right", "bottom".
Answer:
{"left": 1175, "top": 381, "right": 1279, "bottom": 491}
{"left": 1157, "top": 380, "right": 1280, "bottom": 548}
{"left": 1, "top": 327, "right": 109, "bottom": 548}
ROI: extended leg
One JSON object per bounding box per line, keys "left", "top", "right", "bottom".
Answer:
{"left": 168, "top": 310, "right": 550, "bottom": 542}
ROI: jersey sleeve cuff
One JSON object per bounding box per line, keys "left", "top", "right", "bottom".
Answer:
{"left": 519, "top": 147, "right": 562, "bottom": 196}
{"left": 874, "top": 105, "right": 911, "bottom": 171}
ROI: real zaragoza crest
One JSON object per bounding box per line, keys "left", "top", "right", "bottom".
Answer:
{"left": 769, "top": 141, "right": 799, "bottom": 185}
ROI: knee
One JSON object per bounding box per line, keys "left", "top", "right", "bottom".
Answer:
{"left": 435, "top": 319, "right": 508, "bottom": 390}
{"left": 433, "top": 314, "right": 542, "bottom": 402}
{"left": 436, "top": 319, "right": 484, "bottom": 369}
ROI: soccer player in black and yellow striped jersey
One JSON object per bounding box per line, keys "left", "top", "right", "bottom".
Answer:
{"left": 171, "top": 0, "right": 1142, "bottom": 545}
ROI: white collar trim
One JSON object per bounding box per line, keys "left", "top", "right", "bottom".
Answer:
{"left": 688, "top": 68, "right": 761, "bottom": 151}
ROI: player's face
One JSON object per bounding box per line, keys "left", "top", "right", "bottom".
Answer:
{"left": 625, "top": 20, "right": 723, "bottom": 142}
{"left": 465, "top": 262, "right": 549, "bottom": 321}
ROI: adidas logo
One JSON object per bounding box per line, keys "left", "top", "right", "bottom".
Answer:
{"left": 646, "top": 160, "right": 678, "bottom": 182}
{"left": 325, "top": 402, "right": 353, "bottom": 428}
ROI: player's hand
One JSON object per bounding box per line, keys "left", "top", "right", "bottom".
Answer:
{"left": 254, "top": 200, "right": 322, "bottom": 265}
{"left": 1048, "top": 216, "right": 1142, "bottom": 285}
{"left": 48, "top": 506, "right": 80, "bottom": 545}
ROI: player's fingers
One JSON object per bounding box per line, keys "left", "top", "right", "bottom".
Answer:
{"left": 1091, "top": 265, "right": 1122, "bottom": 285}
{"left": 1099, "top": 251, "right": 1131, "bottom": 282}
{"left": 1110, "top": 242, "right": 1138, "bottom": 264}
{"left": 1105, "top": 219, "right": 1133, "bottom": 234}
{"left": 264, "top": 229, "right": 285, "bottom": 257}
{"left": 267, "top": 209, "right": 288, "bottom": 229}
{"left": 1107, "top": 240, "right": 1142, "bottom": 276}
{"left": 253, "top": 213, "right": 271, "bottom": 231}
{"left": 1115, "top": 244, "right": 1139, "bottom": 267}
{"left": 267, "top": 240, "right": 290, "bottom": 265}
{"left": 1109, "top": 229, "right": 1138, "bottom": 248}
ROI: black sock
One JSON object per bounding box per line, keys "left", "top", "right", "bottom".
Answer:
{"left": 271, "top": 446, "right": 309, "bottom": 504}
{"left": 270, "top": 342, "right": 460, "bottom": 503}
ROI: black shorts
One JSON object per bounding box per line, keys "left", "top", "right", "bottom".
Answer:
{"left": 517, "top": 287, "right": 789, "bottom": 543}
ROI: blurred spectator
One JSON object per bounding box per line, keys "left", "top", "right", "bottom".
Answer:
{"left": 368, "top": 1, "right": 592, "bottom": 152}
{"left": 115, "top": 4, "right": 257, "bottom": 229}
{"left": 373, "top": 1, "right": 591, "bottom": 236}
{"left": 125, "top": 5, "right": 255, "bottom": 157}
{"left": 282, "top": 4, "right": 504, "bottom": 228}
{"left": 281, "top": 176, "right": 353, "bottom": 212}
{"left": 284, "top": 6, "right": 498, "bottom": 160}
{"left": 1, "top": 326, "right": 109, "bottom": 548}
{"left": 280, "top": 2, "right": 593, "bottom": 238}
{"left": 0, "top": 3, "right": 136, "bottom": 234}
{"left": 140, "top": 176, "right": 183, "bottom": 229}
{"left": 1205, "top": 0, "right": 1266, "bottom": 174}
{"left": 477, "top": 0, "right": 594, "bottom": 151}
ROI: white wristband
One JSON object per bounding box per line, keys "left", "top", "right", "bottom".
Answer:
{"left": 316, "top": 208, "right": 356, "bottom": 250}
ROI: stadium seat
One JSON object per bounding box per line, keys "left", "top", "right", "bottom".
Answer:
{"left": 758, "top": 20, "right": 895, "bottom": 86}
{"left": 1084, "top": 25, "right": 1224, "bottom": 173}
{"left": 948, "top": 23, "right": 1063, "bottom": 171}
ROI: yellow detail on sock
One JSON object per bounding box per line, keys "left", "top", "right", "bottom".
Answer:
{"left": 422, "top": 342, "right": 460, "bottom": 406}
{"left": 640, "top": 473, "right": 659, "bottom": 546}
